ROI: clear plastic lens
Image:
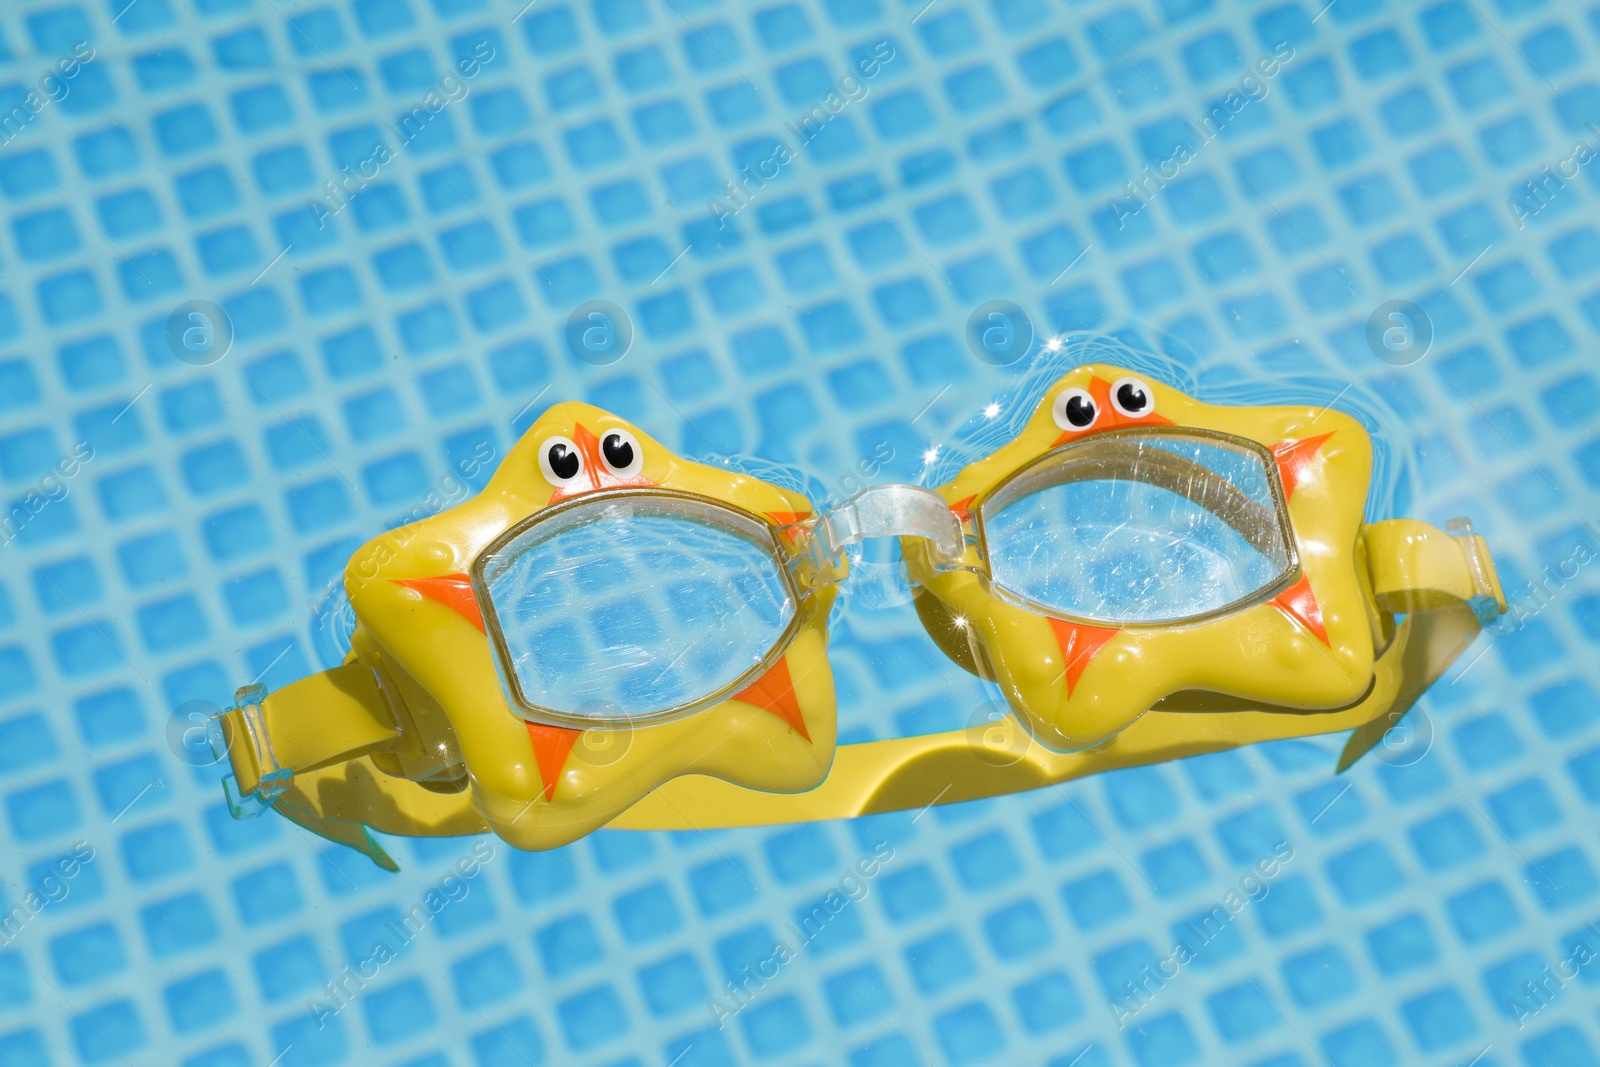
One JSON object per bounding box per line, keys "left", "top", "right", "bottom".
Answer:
{"left": 981, "top": 431, "right": 1295, "bottom": 625}
{"left": 478, "top": 496, "right": 796, "bottom": 723}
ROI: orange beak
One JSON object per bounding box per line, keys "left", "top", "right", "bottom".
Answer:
{"left": 547, "top": 422, "right": 657, "bottom": 503}
{"left": 1052, "top": 376, "right": 1174, "bottom": 446}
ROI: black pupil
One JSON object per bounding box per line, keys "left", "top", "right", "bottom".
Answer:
{"left": 1064, "top": 395, "right": 1096, "bottom": 427}
{"left": 602, "top": 433, "right": 634, "bottom": 470}
{"left": 547, "top": 442, "right": 580, "bottom": 480}
{"left": 1116, "top": 382, "right": 1148, "bottom": 412}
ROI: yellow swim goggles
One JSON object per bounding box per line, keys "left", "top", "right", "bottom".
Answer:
{"left": 214, "top": 359, "right": 1506, "bottom": 869}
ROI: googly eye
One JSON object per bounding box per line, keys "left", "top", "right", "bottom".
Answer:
{"left": 539, "top": 436, "right": 584, "bottom": 486}
{"left": 1051, "top": 387, "right": 1098, "bottom": 432}
{"left": 1110, "top": 376, "right": 1155, "bottom": 419}
{"left": 599, "top": 429, "right": 642, "bottom": 477}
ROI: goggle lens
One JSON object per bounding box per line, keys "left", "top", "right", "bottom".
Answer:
{"left": 478, "top": 498, "right": 795, "bottom": 723}
{"left": 981, "top": 432, "right": 1296, "bottom": 625}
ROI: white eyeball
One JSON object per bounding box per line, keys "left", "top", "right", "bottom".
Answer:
{"left": 598, "top": 428, "right": 642, "bottom": 477}
{"left": 1051, "top": 387, "right": 1098, "bottom": 432}
{"left": 539, "top": 436, "right": 585, "bottom": 486}
{"left": 1109, "top": 376, "right": 1155, "bottom": 419}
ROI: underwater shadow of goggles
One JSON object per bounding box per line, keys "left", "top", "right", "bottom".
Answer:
{"left": 213, "top": 364, "right": 1505, "bottom": 869}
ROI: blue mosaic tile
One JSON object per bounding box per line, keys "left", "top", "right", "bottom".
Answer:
{"left": 0, "top": 1, "right": 1598, "bottom": 1064}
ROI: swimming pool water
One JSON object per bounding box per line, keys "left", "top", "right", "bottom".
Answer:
{"left": 1, "top": 0, "right": 1599, "bottom": 1065}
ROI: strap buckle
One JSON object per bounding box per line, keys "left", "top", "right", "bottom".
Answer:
{"left": 1443, "top": 517, "right": 1507, "bottom": 626}
{"left": 217, "top": 683, "right": 293, "bottom": 818}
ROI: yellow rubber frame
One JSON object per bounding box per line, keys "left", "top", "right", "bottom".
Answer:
{"left": 215, "top": 381, "right": 1505, "bottom": 868}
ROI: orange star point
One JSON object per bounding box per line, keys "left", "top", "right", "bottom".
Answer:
{"left": 392, "top": 574, "right": 485, "bottom": 633}
{"left": 1046, "top": 618, "right": 1120, "bottom": 695}
{"left": 1271, "top": 433, "right": 1333, "bottom": 500}
{"left": 765, "top": 511, "right": 812, "bottom": 544}
{"left": 525, "top": 721, "right": 582, "bottom": 802}
{"left": 732, "top": 657, "right": 810, "bottom": 741}
{"left": 1270, "top": 576, "right": 1330, "bottom": 645}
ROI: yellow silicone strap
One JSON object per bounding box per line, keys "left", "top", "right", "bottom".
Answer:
{"left": 1362, "top": 518, "right": 1506, "bottom": 615}
{"left": 222, "top": 663, "right": 400, "bottom": 796}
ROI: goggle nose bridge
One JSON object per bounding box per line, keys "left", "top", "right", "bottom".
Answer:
{"left": 787, "top": 484, "right": 966, "bottom": 581}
